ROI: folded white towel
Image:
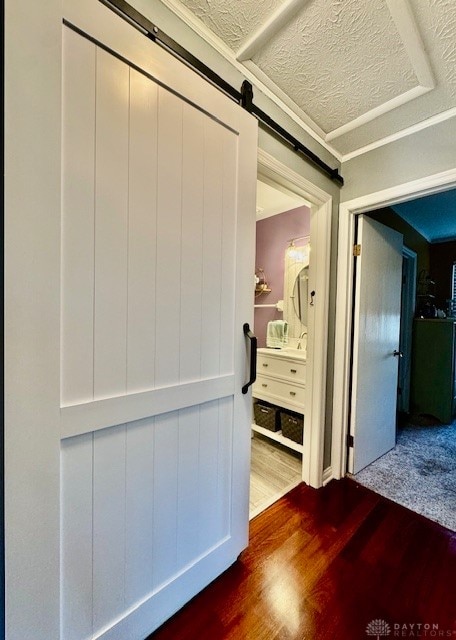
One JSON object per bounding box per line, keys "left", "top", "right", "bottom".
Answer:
{"left": 266, "top": 320, "right": 289, "bottom": 348}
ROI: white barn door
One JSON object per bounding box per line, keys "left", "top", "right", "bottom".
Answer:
{"left": 5, "top": 1, "right": 257, "bottom": 638}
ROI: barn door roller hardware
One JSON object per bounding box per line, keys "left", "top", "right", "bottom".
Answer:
{"left": 98, "top": 0, "right": 344, "bottom": 186}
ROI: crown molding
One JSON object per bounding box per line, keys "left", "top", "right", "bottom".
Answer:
{"left": 158, "top": 0, "right": 450, "bottom": 165}
{"left": 326, "top": 0, "right": 435, "bottom": 141}
{"left": 341, "top": 106, "right": 456, "bottom": 162}
{"left": 326, "top": 86, "right": 432, "bottom": 141}
{"left": 242, "top": 60, "right": 328, "bottom": 141}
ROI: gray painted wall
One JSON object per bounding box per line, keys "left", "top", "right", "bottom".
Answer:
{"left": 341, "top": 117, "right": 456, "bottom": 202}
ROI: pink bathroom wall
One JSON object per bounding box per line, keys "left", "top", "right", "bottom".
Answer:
{"left": 254, "top": 205, "right": 311, "bottom": 347}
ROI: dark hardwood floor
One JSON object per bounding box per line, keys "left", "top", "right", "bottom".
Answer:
{"left": 148, "top": 478, "right": 456, "bottom": 640}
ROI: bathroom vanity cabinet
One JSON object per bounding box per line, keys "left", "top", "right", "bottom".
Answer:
{"left": 252, "top": 348, "right": 306, "bottom": 453}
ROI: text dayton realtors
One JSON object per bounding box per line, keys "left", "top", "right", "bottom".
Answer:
{"left": 393, "top": 623, "right": 454, "bottom": 637}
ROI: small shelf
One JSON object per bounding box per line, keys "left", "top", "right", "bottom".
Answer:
{"left": 251, "top": 423, "right": 303, "bottom": 454}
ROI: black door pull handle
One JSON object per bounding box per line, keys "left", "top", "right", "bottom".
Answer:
{"left": 242, "top": 323, "right": 257, "bottom": 394}
{"left": 393, "top": 350, "right": 403, "bottom": 358}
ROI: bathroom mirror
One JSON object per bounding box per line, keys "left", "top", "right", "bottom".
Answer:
{"left": 292, "top": 266, "right": 309, "bottom": 325}
{"left": 283, "top": 243, "right": 309, "bottom": 339}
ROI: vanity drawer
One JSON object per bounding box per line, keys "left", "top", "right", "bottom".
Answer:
{"left": 257, "top": 353, "right": 306, "bottom": 382}
{"left": 253, "top": 375, "right": 305, "bottom": 407}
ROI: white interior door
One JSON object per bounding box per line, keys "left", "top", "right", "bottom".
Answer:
{"left": 5, "top": 1, "right": 257, "bottom": 638}
{"left": 349, "top": 215, "right": 403, "bottom": 474}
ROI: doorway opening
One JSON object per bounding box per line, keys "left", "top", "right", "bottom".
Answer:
{"left": 249, "top": 150, "right": 333, "bottom": 518}
{"left": 333, "top": 176, "right": 456, "bottom": 532}
{"left": 249, "top": 178, "right": 310, "bottom": 518}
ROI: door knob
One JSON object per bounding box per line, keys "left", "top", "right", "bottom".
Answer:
{"left": 393, "top": 350, "right": 403, "bottom": 358}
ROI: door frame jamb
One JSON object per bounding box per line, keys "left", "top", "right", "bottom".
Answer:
{"left": 257, "top": 149, "right": 332, "bottom": 489}
{"left": 331, "top": 167, "right": 456, "bottom": 479}
{"left": 398, "top": 246, "right": 417, "bottom": 414}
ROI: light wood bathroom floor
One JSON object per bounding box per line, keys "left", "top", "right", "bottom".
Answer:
{"left": 249, "top": 432, "right": 302, "bottom": 519}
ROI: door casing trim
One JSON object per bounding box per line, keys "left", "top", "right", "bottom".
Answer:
{"left": 257, "top": 149, "right": 332, "bottom": 488}
{"left": 398, "top": 246, "right": 418, "bottom": 414}
{"left": 332, "top": 167, "right": 456, "bottom": 480}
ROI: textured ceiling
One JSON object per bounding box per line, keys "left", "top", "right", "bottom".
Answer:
{"left": 179, "top": 0, "right": 282, "bottom": 51}
{"left": 252, "top": 0, "right": 417, "bottom": 132}
{"left": 169, "top": 0, "right": 456, "bottom": 159}
{"left": 335, "top": 0, "right": 456, "bottom": 154}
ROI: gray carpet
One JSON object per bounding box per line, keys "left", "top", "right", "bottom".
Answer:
{"left": 354, "top": 423, "right": 456, "bottom": 532}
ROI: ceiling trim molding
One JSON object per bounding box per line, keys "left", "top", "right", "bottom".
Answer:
{"left": 385, "top": 0, "right": 435, "bottom": 90}
{"left": 326, "top": 0, "right": 435, "bottom": 141}
{"left": 158, "top": 0, "right": 447, "bottom": 164}
{"left": 235, "top": 0, "right": 310, "bottom": 62}
{"left": 341, "top": 106, "right": 456, "bottom": 162}
{"left": 157, "top": 0, "right": 343, "bottom": 160}
{"left": 326, "top": 85, "right": 432, "bottom": 141}
{"left": 243, "top": 60, "right": 328, "bottom": 140}
{"left": 157, "top": 0, "right": 247, "bottom": 70}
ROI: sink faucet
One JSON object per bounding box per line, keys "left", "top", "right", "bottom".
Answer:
{"left": 297, "top": 331, "right": 307, "bottom": 350}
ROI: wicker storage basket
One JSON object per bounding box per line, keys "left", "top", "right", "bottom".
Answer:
{"left": 253, "top": 401, "right": 280, "bottom": 432}
{"left": 280, "top": 410, "right": 304, "bottom": 444}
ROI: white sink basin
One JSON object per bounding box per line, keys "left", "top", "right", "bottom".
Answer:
{"left": 257, "top": 347, "right": 306, "bottom": 360}
{"left": 281, "top": 347, "right": 306, "bottom": 359}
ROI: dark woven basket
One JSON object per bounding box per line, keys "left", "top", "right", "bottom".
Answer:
{"left": 253, "top": 402, "right": 279, "bottom": 432}
{"left": 280, "top": 410, "right": 304, "bottom": 444}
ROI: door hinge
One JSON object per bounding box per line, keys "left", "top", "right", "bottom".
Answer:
{"left": 353, "top": 244, "right": 361, "bottom": 257}
{"left": 347, "top": 434, "right": 354, "bottom": 448}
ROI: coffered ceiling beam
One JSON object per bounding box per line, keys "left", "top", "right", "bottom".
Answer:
{"left": 327, "top": 0, "right": 436, "bottom": 141}
{"left": 385, "top": 0, "right": 435, "bottom": 90}
{"left": 236, "top": 0, "right": 311, "bottom": 62}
